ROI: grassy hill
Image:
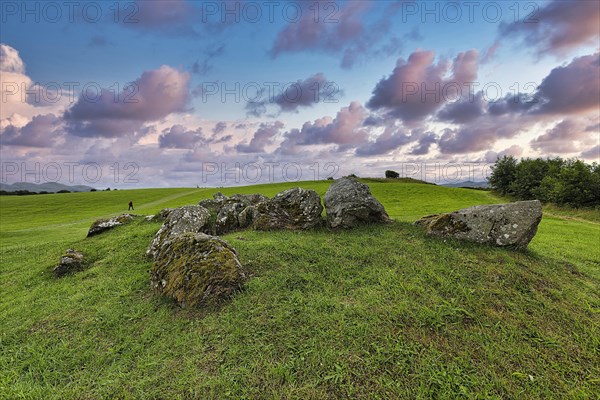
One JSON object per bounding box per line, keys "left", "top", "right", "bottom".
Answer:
{"left": 1, "top": 180, "right": 598, "bottom": 398}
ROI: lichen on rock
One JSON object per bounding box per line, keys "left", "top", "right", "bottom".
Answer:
{"left": 150, "top": 233, "right": 247, "bottom": 308}
{"left": 414, "top": 200, "right": 542, "bottom": 249}
{"left": 146, "top": 205, "right": 212, "bottom": 259}
{"left": 87, "top": 214, "right": 135, "bottom": 237}
{"left": 323, "top": 177, "right": 391, "bottom": 229}
{"left": 53, "top": 249, "right": 85, "bottom": 277}
{"left": 252, "top": 187, "right": 323, "bottom": 230}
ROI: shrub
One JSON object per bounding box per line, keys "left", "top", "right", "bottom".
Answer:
{"left": 488, "top": 156, "right": 599, "bottom": 208}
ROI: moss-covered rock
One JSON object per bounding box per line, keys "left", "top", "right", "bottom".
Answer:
{"left": 150, "top": 233, "right": 247, "bottom": 308}
{"left": 87, "top": 214, "right": 135, "bottom": 237}
{"left": 252, "top": 188, "right": 323, "bottom": 230}
{"left": 146, "top": 206, "right": 212, "bottom": 259}
{"left": 53, "top": 249, "right": 85, "bottom": 277}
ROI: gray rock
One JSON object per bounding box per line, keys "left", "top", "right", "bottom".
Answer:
{"left": 53, "top": 249, "right": 85, "bottom": 277}
{"left": 215, "top": 201, "right": 248, "bottom": 234}
{"left": 414, "top": 200, "right": 542, "bottom": 248}
{"left": 146, "top": 205, "right": 212, "bottom": 259}
{"left": 230, "top": 193, "right": 269, "bottom": 205}
{"left": 87, "top": 214, "right": 135, "bottom": 237}
{"left": 150, "top": 233, "right": 247, "bottom": 308}
{"left": 198, "top": 192, "right": 269, "bottom": 235}
{"left": 323, "top": 178, "right": 391, "bottom": 229}
{"left": 253, "top": 187, "right": 323, "bottom": 230}
{"left": 159, "top": 208, "right": 175, "bottom": 220}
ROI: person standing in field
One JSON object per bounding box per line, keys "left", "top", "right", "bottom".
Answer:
{"left": 128, "top": 200, "right": 134, "bottom": 211}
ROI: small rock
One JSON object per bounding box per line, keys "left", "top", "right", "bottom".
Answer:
{"left": 53, "top": 249, "right": 85, "bottom": 277}
{"left": 87, "top": 214, "right": 135, "bottom": 237}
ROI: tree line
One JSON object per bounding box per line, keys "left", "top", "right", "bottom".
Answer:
{"left": 488, "top": 156, "right": 600, "bottom": 208}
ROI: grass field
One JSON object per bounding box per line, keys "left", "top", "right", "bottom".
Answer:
{"left": 1, "top": 180, "right": 599, "bottom": 398}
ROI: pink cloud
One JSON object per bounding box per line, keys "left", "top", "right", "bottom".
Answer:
{"left": 0, "top": 113, "right": 62, "bottom": 147}
{"left": 64, "top": 66, "right": 191, "bottom": 138}
{"left": 367, "top": 49, "right": 479, "bottom": 124}
{"left": 500, "top": 0, "right": 600, "bottom": 57}
{"left": 278, "top": 101, "right": 369, "bottom": 154}
{"left": 235, "top": 121, "right": 284, "bottom": 153}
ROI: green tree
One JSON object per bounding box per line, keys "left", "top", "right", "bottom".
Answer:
{"left": 509, "top": 158, "right": 549, "bottom": 200}
{"left": 552, "top": 159, "right": 598, "bottom": 207}
{"left": 488, "top": 155, "right": 518, "bottom": 195}
{"left": 385, "top": 170, "right": 400, "bottom": 179}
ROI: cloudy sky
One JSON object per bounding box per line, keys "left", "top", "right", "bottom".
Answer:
{"left": 1, "top": 0, "right": 598, "bottom": 188}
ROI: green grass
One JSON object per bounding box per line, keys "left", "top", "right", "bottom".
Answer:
{"left": 1, "top": 180, "right": 599, "bottom": 398}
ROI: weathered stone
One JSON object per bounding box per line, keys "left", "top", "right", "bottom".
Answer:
{"left": 87, "top": 214, "right": 135, "bottom": 237}
{"left": 237, "top": 205, "right": 257, "bottom": 228}
{"left": 414, "top": 200, "right": 542, "bottom": 248}
{"left": 323, "top": 178, "right": 391, "bottom": 229}
{"left": 253, "top": 188, "right": 323, "bottom": 230}
{"left": 53, "top": 249, "right": 85, "bottom": 277}
{"left": 230, "top": 193, "right": 269, "bottom": 205}
{"left": 146, "top": 206, "right": 212, "bottom": 259}
{"left": 159, "top": 208, "right": 175, "bottom": 220}
{"left": 198, "top": 192, "right": 270, "bottom": 235}
{"left": 150, "top": 233, "right": 247, "bottom": 308}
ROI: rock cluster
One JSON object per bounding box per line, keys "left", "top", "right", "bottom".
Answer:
{"left": 146, "top": 179, "right": 394, "bottom": 308}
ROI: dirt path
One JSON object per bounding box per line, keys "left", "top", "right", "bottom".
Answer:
{"left": 543, "top": 212, "right": 600, "bottom": 225}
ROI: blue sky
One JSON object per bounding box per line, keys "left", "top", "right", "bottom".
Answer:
{"left": 1, "top": 1, "right": 598, "bottom": 187}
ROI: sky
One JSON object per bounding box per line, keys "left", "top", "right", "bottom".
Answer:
{"left": 0, "top": 0, "right": 599, "bottom": 188}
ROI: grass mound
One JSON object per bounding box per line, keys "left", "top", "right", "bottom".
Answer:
{"left": 1, "top": 180, "right": 598, "bottom": 398}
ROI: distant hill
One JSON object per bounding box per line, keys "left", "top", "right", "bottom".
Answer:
{"left": 0, "top": 182, "right": 95, "bottom": 193}
{"left": 441, "top": 180, "right": 490, "bottom": 189}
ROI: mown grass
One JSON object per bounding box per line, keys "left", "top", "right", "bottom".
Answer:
{"left": 1, "top": 180, "right": 598, "bottom": 398}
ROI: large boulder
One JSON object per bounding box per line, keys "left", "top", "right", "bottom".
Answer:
{"left": 146, "top": 206, "right": 212, "bottom": 259}
{"left": 198, "top": 192, "right": 269, "bottom": 235}
{"left": 150, "top": 233, "right": 247, "bottom": 308}
{"left": 253, "top": 188, "right": 323, "bottom": 230}
{"left": 87, "top": 214, "right": 135, "bottom": 237}
{"left": 414, "top": 200, "right": 542, "bottom": 248}
{"left": 53, "top": 249, "right": 85, "bottom": 277}
{"left": 323, "top": 178, "right": 391, "bottom": 229}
